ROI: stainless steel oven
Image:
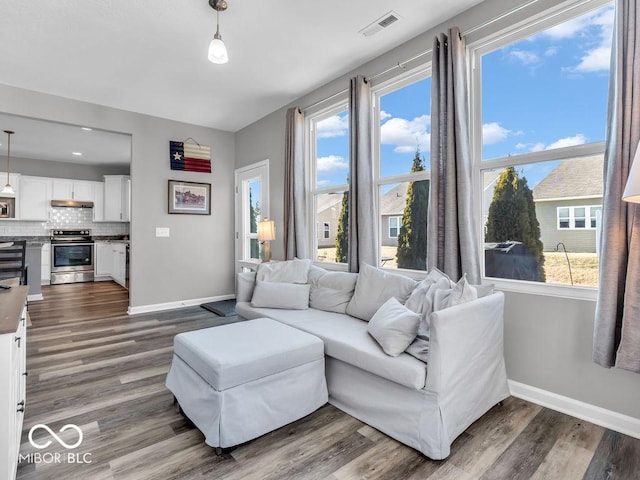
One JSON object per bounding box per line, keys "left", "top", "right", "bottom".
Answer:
{"left": 50, "top": 229, "right": 95, "bottom": 284}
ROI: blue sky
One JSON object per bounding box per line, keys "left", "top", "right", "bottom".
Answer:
{"left": 315, "top": 2, "right": 613, "bottom": 191}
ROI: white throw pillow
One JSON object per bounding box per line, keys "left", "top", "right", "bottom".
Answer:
{"left": 405, "top": 336, "right": 430, "bottom": 363}
{"left": 250, "top": 281, "right": 310, "bottom": 310}
{"left": 434, "top": 273, "right": 478, "bottom": 311}
{"left": 346, "top": 263, "right": 417, "bottom": 321}
{"left": 256, "top": 258, "right": 312, "bottom": 284}
{"left": 309, "top": 270, "right": 358, "bottom": 314}
{"left": 367, "top": 297, "right": 421, "bottom": 357}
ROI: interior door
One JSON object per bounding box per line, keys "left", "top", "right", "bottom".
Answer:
{"left": 235, "top": 160, "right": 269, "bottom": 270}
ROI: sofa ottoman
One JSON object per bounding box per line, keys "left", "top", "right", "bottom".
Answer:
{"left": 165, "top": 318, "right": 328, "bottom": 449}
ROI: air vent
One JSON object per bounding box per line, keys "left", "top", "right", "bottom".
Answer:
{"left": 359, "top": 11, "right": 400, "bottom": 37}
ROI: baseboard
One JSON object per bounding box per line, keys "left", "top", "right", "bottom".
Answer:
{"left": 128, "top": 294, "right": 236, "bottom": 315}
{"left": 508, "top": 380, "right": 640, "bottom": 439}
{"left": 27, "top": 293, "right": 43, "bottom": 302}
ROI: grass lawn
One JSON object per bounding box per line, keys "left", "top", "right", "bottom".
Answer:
{"left": 317, "top": 247, "right": 599, "bottom": 287}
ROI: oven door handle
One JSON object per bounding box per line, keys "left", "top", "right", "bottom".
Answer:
{"left": 52, "top": 242, "right": 95, "bottom": 247}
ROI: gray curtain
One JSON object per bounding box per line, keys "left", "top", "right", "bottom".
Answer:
{"left": 427, "top": 27, "right": 481, "bottom": 283}
{"left": 283, "top": 107, "right": 309, "bottom": 260}
{"left": 348, "top": 75, "right": 378, "bottom": 272}
{"left": 593, "top": 1, "right": 640, "bottom": 373}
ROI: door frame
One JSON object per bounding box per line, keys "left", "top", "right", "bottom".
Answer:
{"left": 234, "top": 159, "right": 269, "bottom": 271}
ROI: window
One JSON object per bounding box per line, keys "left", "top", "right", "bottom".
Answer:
{"left": 235, "top": 160, "right": 269, "bottom": 265}
{"left": 557, "top": 205, "right": 602, "bottom": 229}
{"left": 388, "top": 216, "right": 401, "bottom": 238}
{"left": 375, "top": 72, "right": 431, "bottom": 270}
{"left": 474, "top": 1, "right": 612, "bottom": 289}
{"left": 310, "top": 106, "right": 349, "bottom": 264}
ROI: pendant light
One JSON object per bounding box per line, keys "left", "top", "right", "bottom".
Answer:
{"left": 1, "top": 130, "right": 15, "bottom": 195}
{"left": 208, "top": 0, "right": 229, "bottom": 64}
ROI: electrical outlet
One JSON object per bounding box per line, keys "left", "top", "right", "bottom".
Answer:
{"left": 156, "top": 227, "right": 170, "bottom": 237}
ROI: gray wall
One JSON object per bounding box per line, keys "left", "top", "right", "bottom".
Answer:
{"left": 9, "top": 155, "right": 129, "bottom": 181}
{"left": 0, "top": 84, "right": 236, "bottom": 309}
{"left": 235, "top": 0, "right": 640, "bottom": 421}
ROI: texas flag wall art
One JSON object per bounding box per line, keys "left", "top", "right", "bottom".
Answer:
{"left": 170, "top": 140, "right": 212, "bottom": 173}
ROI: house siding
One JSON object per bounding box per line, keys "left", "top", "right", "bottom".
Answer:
{"left": 535, "top": 198, "right": 601, "bottom": 253}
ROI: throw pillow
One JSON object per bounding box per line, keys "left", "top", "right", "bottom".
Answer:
{"left": 434, "top": 273, "right": 478, "bottom": 311}
{"left": 250, "top": 281, "right": 310, "bottom": 310}
{"left": 475, "top": 283, "right": 495, "bottom": 298}
{"left": 405, "top": 335, "right": 430, "bottom": 363}
{"left": 255, "top": 258, "right": 312, "bottom": 284}
{"left": 346, "top": 263, "right": 417, "bottom": 321}
{"left": 405, "top": 267, "right": 453, "bottom": 313}
{"left": 367, "top": 297, "right": 421, "bottom": 357}
{"left": 309, "top": 270, "right": 358, "bottom": 314}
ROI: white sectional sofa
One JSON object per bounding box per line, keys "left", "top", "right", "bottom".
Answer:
{"left": 235, "top": 260, "right": 509, "bottom": 460}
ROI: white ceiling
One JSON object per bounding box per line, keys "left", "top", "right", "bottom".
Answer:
{"left": 0, "top": 0, "right": 485, "bottom": 135}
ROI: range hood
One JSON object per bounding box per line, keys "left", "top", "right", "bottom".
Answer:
{"left": 51, "top": 200, "right": 94, "bottom": 208}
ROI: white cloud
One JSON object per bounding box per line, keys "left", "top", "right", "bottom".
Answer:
{"left": 544, "top": 46, "right": 559, "bottom": 57}
{"left": 509, "top": 50, "right": 540, "bottom": 65}
{"left": 380, "top": 114, "right": 430, "bottom": 153}
{"left": 317, "top": 155, "right": 348, "bottom": 173}
{"left": 545, "top": 134, "right": 587, "bottom": 149}
{"left": 574, "top": 45, "right": 611, "bottom": 72}
{"left": 483, "top": 122, "right": 511, "bottom": 145}
{"left": 519, "top": 134, "right": 587, "bottom": 153}
{"left": 380, "top": 110, "right": 392, "bottom": 121}
{"left": 316, "top": 114, "right": 348, "bottom": 138}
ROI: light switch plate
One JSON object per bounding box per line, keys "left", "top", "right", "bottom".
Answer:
{"left": 156, "top": 227, "right": 170, "bottom": 237}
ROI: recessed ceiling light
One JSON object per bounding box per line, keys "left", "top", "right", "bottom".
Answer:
{"left": 72, "top": 152, "right": 83, "bottom": 156}
{"left": 81, "top": 127, "right": 92, "bottom": 131}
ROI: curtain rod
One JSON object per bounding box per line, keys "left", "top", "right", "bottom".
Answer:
{"left": 301, "top": 0, "right": 541, "bottom": 112}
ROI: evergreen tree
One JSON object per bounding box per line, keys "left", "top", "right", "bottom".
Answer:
{"left": 335, "top": 191, "right": 349, "bottom": 264}
{"left": 249, "top": 191, "right": 259, "bottom": 259}
{"left": 396, "top": 148, "right": 429, "bottom": 270}
{"left": 485, "top": 166, "right": 545, "bottom": 281}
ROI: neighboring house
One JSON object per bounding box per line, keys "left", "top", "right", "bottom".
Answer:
{"left": 380, "top": 183, "right": 408, "bottom": 247}
{"left": 532, "top": 154, "right": 604, "bottom": 253}
{"left": 316, "top": 193, "right": 343, "bottom": 249}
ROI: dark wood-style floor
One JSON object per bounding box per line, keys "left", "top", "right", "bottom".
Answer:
{"left": 15, "top": 281, "right": 640, "bottom": 480}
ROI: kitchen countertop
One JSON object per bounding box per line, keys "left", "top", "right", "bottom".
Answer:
{"left": 0, "top": 278, "right": 28, "bottom": 335}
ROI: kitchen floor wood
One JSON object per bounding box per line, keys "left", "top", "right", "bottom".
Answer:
{"left": 16, "top": 281, "right": 640, "bottom": 480}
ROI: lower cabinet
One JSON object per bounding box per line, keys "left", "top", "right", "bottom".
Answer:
{"left": 0, "top": 293, "right": 27, "bottom": 480}
{"left": 41, "top": 243, "right": 51, "bottom": 285}
{"left": 95, "top": 242, "right": 127, "bottom": 288}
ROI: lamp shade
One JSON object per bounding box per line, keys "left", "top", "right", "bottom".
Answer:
{"left": 623, "top": 145, "right": 640, "bottom": 203}
{"left": 257, "top": 219, "right": 276, "bottom": 241}
{"left": 208, "top": 37, "right": 229, "bottom": 64}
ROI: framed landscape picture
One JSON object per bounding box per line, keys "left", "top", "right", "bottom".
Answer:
{"left": 168, "top": 180, "right": 211, "bottom": 215}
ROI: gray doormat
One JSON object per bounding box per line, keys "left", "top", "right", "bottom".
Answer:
{"left": 201, "top": 299, "right": 236, "bottom": 317}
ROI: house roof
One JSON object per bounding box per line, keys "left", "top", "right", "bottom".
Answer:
{"left": 380, "top": 183, "right": 409, "bottom": 216}
{"left": 533, "top": 154, "right": 604, "bottom": 201}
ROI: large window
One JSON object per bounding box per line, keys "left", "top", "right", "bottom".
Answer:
{"left": 474, "top": 1, "right": 612, "bottom": 288}
{"left": 375, "top": 72, "right": 431, "bottom": 270}
{"left": 311, "top": 106, "right": 349, "bottom": 264}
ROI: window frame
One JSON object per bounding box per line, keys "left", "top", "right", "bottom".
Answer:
{"left": 307, "top": 101, "right": 350, "bottom": 268}
{"left": 323, "top": 222, "right": 330, "bottom": 239}
{"left": 372, "top": 66, "right": 432, "bottom": 272}
{"left": 469, "top": 0, "right": 611, "bottom": 300}
{"left": 388, "top": 216, "right": 402, "bottom": 238}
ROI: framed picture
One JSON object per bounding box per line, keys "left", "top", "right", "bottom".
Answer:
{"left": 168, "top": 180, "right": 211, "bottom": 215}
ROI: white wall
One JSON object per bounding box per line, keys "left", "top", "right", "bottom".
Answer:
{"left": 0, "top": 84, "right": 236, "bottom": 309}
{"left": 235, "top": 0, "right": 640, "bottom": 423}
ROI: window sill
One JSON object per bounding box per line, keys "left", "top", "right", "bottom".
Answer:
{"left": 487, "top": 277, "right": 598, "bottom": 302}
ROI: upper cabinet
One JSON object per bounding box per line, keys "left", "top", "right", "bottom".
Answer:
{"left": 19, "top": 176, "right": 51, "bottom": 221}
{"left": 103, "top": 175, "right": 130, "bottom": 222}
{"left": 52, "top": 179, "right": 95, "bottom": 202}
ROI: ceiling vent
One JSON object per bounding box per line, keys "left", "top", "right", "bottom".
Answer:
{"left": 359, "top": 11, "right": 400, "bottom": 37}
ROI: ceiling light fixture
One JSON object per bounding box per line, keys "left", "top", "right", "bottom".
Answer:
{"left": 2, "top": 130, "right": 15, "bottom": 195}
{"left": 72, "top": 152, "right": 83, "bottom": 156}
{"left": 208, "top": 0, "right": 229, "bottom": 64}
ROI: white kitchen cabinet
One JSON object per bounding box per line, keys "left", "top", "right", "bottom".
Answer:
{"left": 104, "top": 175, "right": 130, "bottom": 222}
{"left": 51, "top": 179, "right": 95, "bottom": 202}
{"left": 111, "top": 243, "right": 127, "bottom": 287}
{"left": 41, "top": 243, "right": 51, "bottom": 285}
{"left": 0, "top": 285, "right": 27, "bottom": 480}
{"left": 95, "top": 242, "right": 112, "bottom": 277}
{"left": 93, "top": 182, "right": 104, "bottom": 222}
{"left": 19, "top": 176, "right": 51, "bottom": 221}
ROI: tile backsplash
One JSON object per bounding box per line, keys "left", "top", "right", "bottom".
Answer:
{"left": 0, "top": 207, "right": 129, "bottom": 237}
